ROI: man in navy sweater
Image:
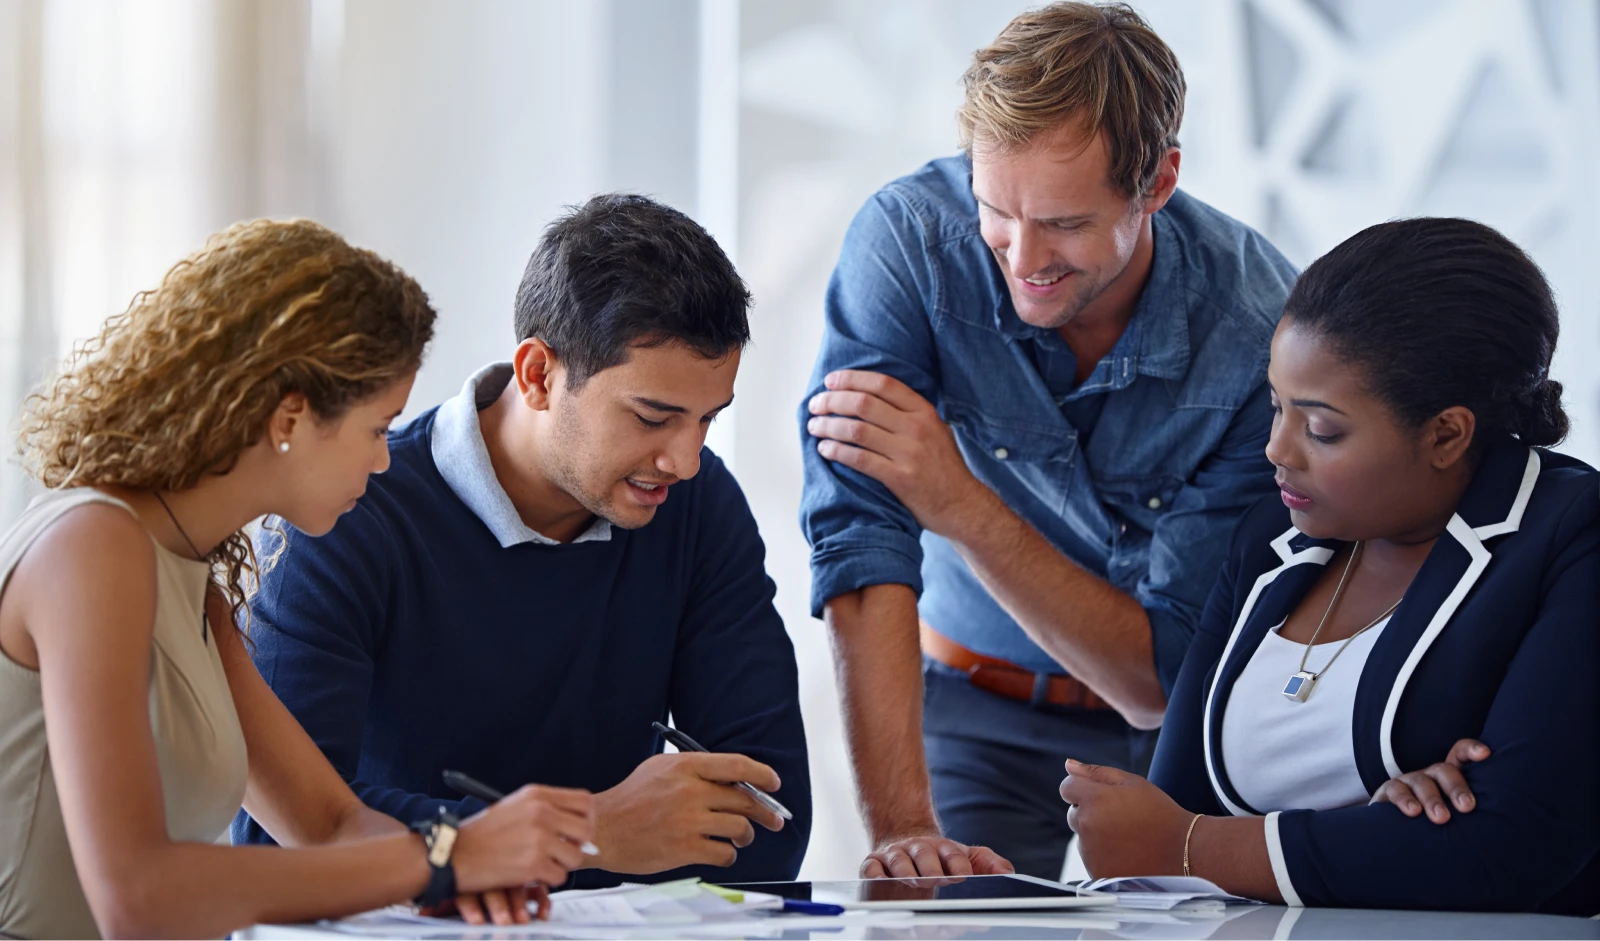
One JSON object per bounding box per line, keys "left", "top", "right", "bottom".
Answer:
{"left": 233, "top": 195, "right": 810, "bottom": 908}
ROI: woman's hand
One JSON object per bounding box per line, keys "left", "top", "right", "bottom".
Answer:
{"left": 1059, "top": 759, "right": 1192, "bottom": 878}
{"left": 424, "top": 885, "right": 552, "bottom": 926}
{"left": 448, "top": 784, "right": 596, "bottom": 924}
{"left": 1370, "top": 738, "right": 1488, "bottom": 824}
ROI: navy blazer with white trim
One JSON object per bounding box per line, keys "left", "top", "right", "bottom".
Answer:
{"left": 1149, "top": 441, "right": 1600, "bottom": 914}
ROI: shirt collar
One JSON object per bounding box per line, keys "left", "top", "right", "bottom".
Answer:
{"left": 990, "top": 202, "right": 1193, "bottom": 386}
{"left": 430, "top": 362, "right": 612, "bottom": 548}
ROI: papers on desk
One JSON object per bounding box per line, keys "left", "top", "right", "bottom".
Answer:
{"left": 546, "top": 878, "right": 781, "bottom": 925}
{"left": 315, "top": 879, "right": 886, "bottom": 938}
{"left": 1079, "top": 875, "right": 1262, "bottom": 910}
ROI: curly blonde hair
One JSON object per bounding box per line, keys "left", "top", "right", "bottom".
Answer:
{"left": 18, "top": 218, "right": 436, "bottom": 625}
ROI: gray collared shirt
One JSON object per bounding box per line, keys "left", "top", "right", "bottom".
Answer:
{"left": 429, "top": 362, "right": 612, "bottom": 548}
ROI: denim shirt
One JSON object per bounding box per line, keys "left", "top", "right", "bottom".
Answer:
{"left": 798, "top": 155, "right": 1298, "bottom": 692}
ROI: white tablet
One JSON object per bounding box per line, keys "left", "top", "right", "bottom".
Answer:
{"left": 719, "top": 873, "right": 1117, "bottom": 912}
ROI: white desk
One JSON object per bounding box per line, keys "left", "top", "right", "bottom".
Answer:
{"left": 240, "top": 904, "right": 1600, "bottom": 939}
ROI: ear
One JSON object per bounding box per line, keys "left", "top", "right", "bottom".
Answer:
{"left": 512, "top": 338, "right": 562, "bottom": 412}
{"left": 1426, "top": 406, "right": 1477, "bottom": 470}
{"left": 1138, "top": 148, "right": 1181, "bottom": 217}
{"left": 268, "top": 393, "right": 310, "bottom": 449}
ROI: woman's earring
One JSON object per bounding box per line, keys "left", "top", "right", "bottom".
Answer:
{"left": 278, "top": 441, "right": 291, "bottom": 453}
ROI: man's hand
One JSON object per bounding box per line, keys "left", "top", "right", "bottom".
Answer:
{"left": 1059, "top": 759, "right": 1191, "bottom": 878}
{"left": 862, "top": 830, "right": 1014, "bottom": 879}
{"left": 807, "top": 370, "right": 992, "bottom": 537}
{"left": 1370, "top": 738, "right": 1489, "bottom": 824}
{"left": 588, "top": 753, "right": 786, "bottom": 874}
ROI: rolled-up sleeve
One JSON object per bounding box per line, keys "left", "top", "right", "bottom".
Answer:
{"left": 799, "top": 191, "right": 942, "bottom": 616}
{"left": 1138, "top": 382, "right": 1278, "bottom": 693}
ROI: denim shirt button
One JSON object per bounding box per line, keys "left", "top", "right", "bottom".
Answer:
{"left": 1147, "top": 497, "right": 1163, "bottom": 510}
{"left": 993, "top": 447, "right": 1009, "bottom": 460}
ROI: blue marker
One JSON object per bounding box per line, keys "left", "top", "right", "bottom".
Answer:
{"left": 781, "top": 899, "right": 846, "bottom": 916}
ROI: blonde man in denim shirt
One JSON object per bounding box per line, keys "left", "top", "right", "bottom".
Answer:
{"left": 801, "top": 2, "right": 1296, "bottom": 880}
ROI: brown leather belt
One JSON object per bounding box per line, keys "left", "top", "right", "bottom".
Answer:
{"left": 921, "top": 621, "right": 1112, "bottom": 711}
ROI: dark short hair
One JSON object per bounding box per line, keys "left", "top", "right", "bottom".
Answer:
{"left": 1284, "top": 217, "right": 1567, "bottom": 448}
{"left": 513, "top": 193, "right": 751, "bottom": 389}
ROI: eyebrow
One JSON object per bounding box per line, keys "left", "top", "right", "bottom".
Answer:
{"left": 1290, "top": 398, "right": 1348, "bottom": 416}
{"left": 631, "top": 395, "right": 736, "bottom": 415}
{"left": 972, "top": 194, "right": 1092, "bottom": 227}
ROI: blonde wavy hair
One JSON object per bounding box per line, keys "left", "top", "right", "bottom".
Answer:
{"left": 18, "top": 218, "right": 436, "bottom": 625}
{"left": 958, "top": 2, "right": 1185, "bottom": 198}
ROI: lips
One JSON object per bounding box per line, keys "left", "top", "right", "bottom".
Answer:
{"left": 1018, "top": 271, "right": 1072, "bottom": 297}
{"left": 625, "top": 478, "right": 672, "bottom": 507}
{"left": 1278, "top": 479, "right": 1313, "bottom": 512}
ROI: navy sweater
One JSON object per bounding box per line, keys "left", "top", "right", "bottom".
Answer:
{"left": 232, "top": 409, "right": 811, "bottom": 886}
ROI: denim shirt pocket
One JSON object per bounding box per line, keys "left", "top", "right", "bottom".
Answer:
{"left": 1097, "top": 472, "right": 1183, "bottom": 588}
{"left": 942, "top": 398, "right": 1078, "bottom": 518}
{"left": 1099, "top": 473, "right": 1184, "bottom": 531}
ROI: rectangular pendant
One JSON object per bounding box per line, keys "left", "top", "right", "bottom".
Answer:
{"left": 1282, "top": 672, "right": 1317, "bottom": 703}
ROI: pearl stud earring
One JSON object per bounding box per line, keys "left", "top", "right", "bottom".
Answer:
{"left": 279, "top": 441, "right": 290, "bottom": 453}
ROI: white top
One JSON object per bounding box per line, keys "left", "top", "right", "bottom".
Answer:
{"left": 428, "top": 362, "right": 611, "bottom": 548}
{"left": 1219, "top": 618, "right": 1389, "bottom": 814}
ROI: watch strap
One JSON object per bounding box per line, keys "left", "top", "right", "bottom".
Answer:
{"left": 410, "top": 808, "right": 460, "bottom": 908}
{"left": 414, "top": 858, "right": 457, "bottom": 908}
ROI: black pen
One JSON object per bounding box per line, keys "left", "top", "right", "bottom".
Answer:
{"left": 650, "top": 721, "right": 794, "bottom": 821}
{"left": 442, "top": 769, "right": 600, "bottom": 856}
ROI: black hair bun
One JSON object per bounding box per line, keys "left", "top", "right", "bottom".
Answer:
{"left": 1514, "top": 378, "right": 1568, "bottom": 447}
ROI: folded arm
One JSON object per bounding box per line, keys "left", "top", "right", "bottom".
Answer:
{"left": 1265, "top": 519, "right": 1600, "bottom": 910}
{"left": 1112, "top": 494, "right": 1600, "bottom": 911}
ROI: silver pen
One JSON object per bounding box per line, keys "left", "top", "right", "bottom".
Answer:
{"left": 650, "top": 721, "right": 794, "bottom": 821}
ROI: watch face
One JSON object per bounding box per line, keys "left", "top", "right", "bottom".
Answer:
{"left": 430, "top": 823, "right": 458, "bottom": 868}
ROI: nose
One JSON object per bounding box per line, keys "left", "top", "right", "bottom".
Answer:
{"left": 374, "top": 437, "right": 392, "bottom": 475}
{"left": 1263, "top": 407, "right": 1294, "bottom": 471}
{"left": 1009, "top": 224, "right": 1053, "bottom": 279}
{"left": 655, "top": 425, "right": 703, "bottom": 481}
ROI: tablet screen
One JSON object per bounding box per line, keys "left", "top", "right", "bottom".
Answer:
{"left": 721, "top": 874, "right": 1091, "bottom": 906}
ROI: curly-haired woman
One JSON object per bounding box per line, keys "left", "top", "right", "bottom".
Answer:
{"left": 0, "top": 220, "right": 595, "bottom": 939}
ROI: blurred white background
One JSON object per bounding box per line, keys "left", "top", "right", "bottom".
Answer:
{"left": 4, "top": 0, "right": 1597, "bottom": 880}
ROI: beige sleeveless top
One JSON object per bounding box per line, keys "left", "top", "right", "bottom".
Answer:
{"left": 0, "top": 488, "right": 249, "bottom": 940}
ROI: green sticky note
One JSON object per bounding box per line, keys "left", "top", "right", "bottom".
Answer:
{"left": 703, "top": 884, "right": 744, "bottom": 904}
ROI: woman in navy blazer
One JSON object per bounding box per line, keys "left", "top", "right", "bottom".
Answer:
{"left": 1059, "top": 217, "right": 1599, "bottom": 914}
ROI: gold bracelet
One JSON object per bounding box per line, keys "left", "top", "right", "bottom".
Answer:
{"left": 1182, "top": 813, "right": 1204, "bottom": 877}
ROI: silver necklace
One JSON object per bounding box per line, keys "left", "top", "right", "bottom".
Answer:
{"left": 1282, "top": 542, "right": 1402, "bottom": 703}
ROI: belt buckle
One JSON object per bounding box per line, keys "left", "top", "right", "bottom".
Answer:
{"left": 1029, "top": 672, "right": 1053, "bottom": 708}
